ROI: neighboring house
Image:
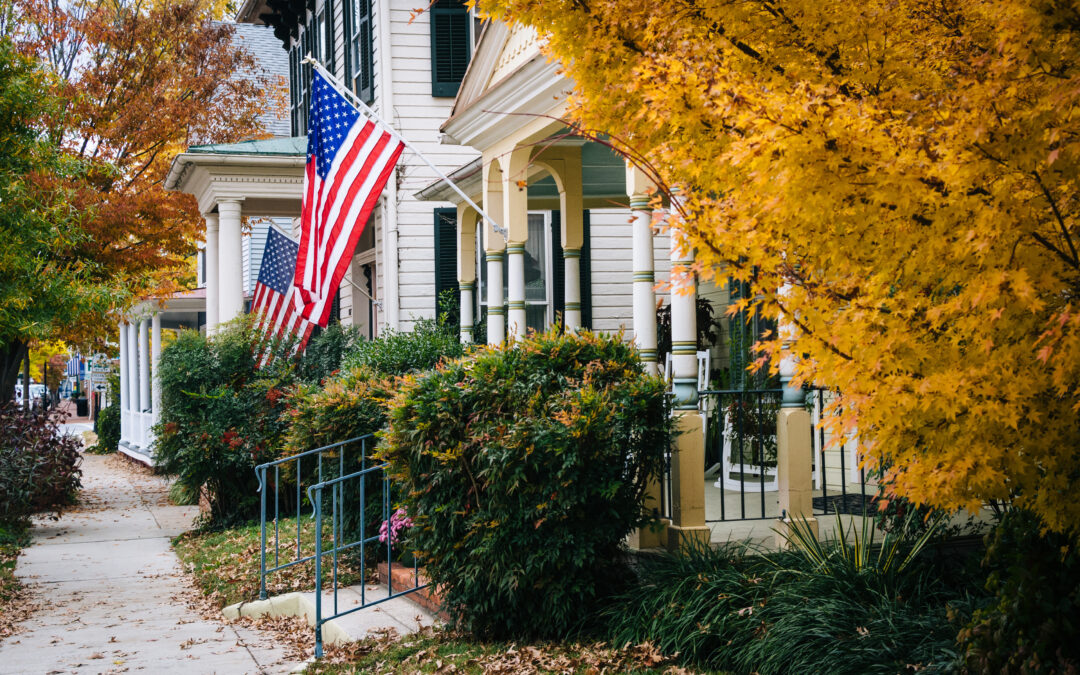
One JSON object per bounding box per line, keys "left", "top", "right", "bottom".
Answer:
{"left": 166, "top": 0, "right": 490, "bottom": 342}
{"left": 117, "top": 22, "right": 292, "bottom": 464}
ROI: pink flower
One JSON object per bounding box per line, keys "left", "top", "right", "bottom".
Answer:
{"left": 378, "top": 508, "right": 413, "bottom": 546}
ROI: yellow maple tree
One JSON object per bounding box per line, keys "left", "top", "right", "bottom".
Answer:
{"left": 476, "top": 0, "right": 1080, "bottom": 538}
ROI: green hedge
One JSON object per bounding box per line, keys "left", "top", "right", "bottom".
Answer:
{"left": 382, "top": 330, "right": 671, "bottom": 639}
{"left": 342, "top": 318, "right": 464, "bottom": 376}
{"left": 153, "top": 319, "right": 360, "bottom": 527}
{"left": 89, "top": 403, "right": 119, "bottom": 454}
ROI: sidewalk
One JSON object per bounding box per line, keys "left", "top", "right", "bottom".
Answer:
{"left": 0, "top": 452, "right": 296, "bottom": 674}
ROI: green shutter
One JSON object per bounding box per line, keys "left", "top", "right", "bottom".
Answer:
{"left": 551, "top": 211, "right": 564, "bottom": 328}
{"left": 434, "top": 208, "right": 459, "bottom": 326}
{"left": 581, "top": 210, "right": 592, "bottom": 329}
{"left": 430, "top": 0, "right": 470, "bottom": 97}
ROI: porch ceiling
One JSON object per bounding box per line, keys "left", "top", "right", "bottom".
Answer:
{"left": 529, "top": 141, "right": 628, "bottom": 209}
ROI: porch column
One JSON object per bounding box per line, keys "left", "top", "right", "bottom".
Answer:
{"left": 118, "top": 321, "right": 128, "bottom": 413}
{"left": 534, "top": 148, "right": 584, "bottom": 333}
{"left": 486, "top": 251, "right": 505, "bottom": 345}
{"left": 151, "top": 312, "right": 162, "bottom": 424}
{"left": 628, "top": 164, "right": 659, "bottom": 374}
{"left": 667, "top": 211, "right": 709, "bottom": 550}
{"left": 775, "top": 282, "right": 818, "bottom": 546}
{"left": 217, "top": 200, "right": 245, "bottom": 324}
{"left": 138, "top": 318, "right": 150, "bottom": 413}
{"left": 507, "top": 242, "right": 526, "bottom": 339}
{"left": 631, "top": 199, "right": 657, "bottom": 373}
{"left": 204, "top": 213, "right": 220, "bottom": 333}
{"left": 127, "top": 322, "right": 139, "bottom": 414}
{"left": 457, "top": 204, "right": 478, "bottom": 344}
{"left": 504, "top": 147, "right": 530, "bottom": 341}
{"left": 483, "top": 158, "right": 506, "bottom": 345}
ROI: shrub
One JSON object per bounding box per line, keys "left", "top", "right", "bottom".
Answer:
{"left": 343, "top": 318, "right": 464, "bottom": 376}
{"left": 293, "top": 322, "right": 364, "bottom": 386}
{"left": 88, "top": 403, "right": 119, "bottom": 454}
{"left": 154, "top": 318, "right": 372, "bottom": 527}
{"left": 0, "top": 403, "right": 82, "bottom": 525}
{"left": 284, "top": 367, "right": 396, "bottom": 540}
{"left": 382, "top": 330, "right": 671, "bottom": 639}
{"left": 959, "top": 508, "right": 1080, "bottom": 673}
{"left": 602, "top": 517, "right": 981, "bottom": 674}
{"left": 154, "top": 320, "right": 299, "bottom": 527}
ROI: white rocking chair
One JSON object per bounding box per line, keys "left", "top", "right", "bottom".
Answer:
{"left": 716, "top": 410, "right": 779, "bottom": 492}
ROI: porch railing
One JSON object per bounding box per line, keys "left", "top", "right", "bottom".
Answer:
{"left": 699, "top": 388, "right": 873, "bottom": 523}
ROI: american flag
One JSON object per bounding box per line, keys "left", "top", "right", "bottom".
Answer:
{"left": 252, "top": 226, "right": 315, "bottom": 350}
{"left": 293, "top": 70, "right": 404, "bottom": 326}
{"left": 65, "top": 352, "right": 82, "bottom": 378}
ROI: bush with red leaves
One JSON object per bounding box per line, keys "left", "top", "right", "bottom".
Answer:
{"left": 0, "top": 403, "right": 82, "bottom": 525}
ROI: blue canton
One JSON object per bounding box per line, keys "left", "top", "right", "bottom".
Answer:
{"left": 258, "top": 228, "right": 300, "bottom": 295}
{"left": 307, "top": 71, "right": 362, "bottom": 181}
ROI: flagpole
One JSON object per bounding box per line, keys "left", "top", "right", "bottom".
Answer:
{"left": 301, "top": 55, "right": 509, "bottom": 241}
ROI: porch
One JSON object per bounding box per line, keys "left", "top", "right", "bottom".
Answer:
{"left": 117, "top": 290, "right": 205, "bottom": 464}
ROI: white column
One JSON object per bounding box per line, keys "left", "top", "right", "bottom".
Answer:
{"left": 564, "top": 249, "right": 582, "bottom": 332}
{"left": 460, "top": 282, "right": 475, "bottom": 343}
{"left": 631, "top": 196, "right": 658, "bottom": 375}
{"left": 151, "top": 312, "right": 162, "bottom": 423}
{"left": 204, "top": 213, "right": 220, "bottom": 334}
{"left": 670, "top": 219, "right": 698, "bottom": 410}
{"left": 506, "top": 242, "right": 526, "bottom": 340}
{"left": 217, "top": 200, "right": 245, "bottom": 324}
{"left": 118, "top": 321, "right": 129, "bottom": 412}
{"left": 127, "top": 322, "right": 139, "bottom": 413}
{"left": 486, "top": 250, "right": 505, "bottom": 345}
{"left": 457, "top": 204, "right": 478, "bottom": 344}
{"left": 138, "top": 319, "right": 150, "bottom": 413}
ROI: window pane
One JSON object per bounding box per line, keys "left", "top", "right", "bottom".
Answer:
{"left": 526, "top": 304, "right": 547, "bottom": 334}
{"left": 524, "top": 213, "right": 546, "bottom": 302}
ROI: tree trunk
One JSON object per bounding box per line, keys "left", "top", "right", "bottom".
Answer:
{"left": 0, "top": 339, "right": 29, "bottom": 405}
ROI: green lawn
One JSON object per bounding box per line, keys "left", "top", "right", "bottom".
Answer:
{"left": 173, "top": 516, "right": 367, "bottom": 608}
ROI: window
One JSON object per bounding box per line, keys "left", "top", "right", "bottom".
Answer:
{"left": 288, "top": 24, "right": 315, "bottom": 136}
{"left": 430, "top": 0, "right": 470, "bottom": 97}
{"left": 347, "top": 0, "right": 374, "bottom": 103}
{"left": 471, "top": 211, "right": 591, "bottom": 333}
{"left": 316, "top": 1, "right": 334, "bottom": 74}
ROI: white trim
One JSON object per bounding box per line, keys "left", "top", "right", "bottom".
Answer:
{"left": 441, "top": 56, "right": 567, "bottom": 151}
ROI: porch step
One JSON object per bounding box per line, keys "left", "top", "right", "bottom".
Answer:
{"left": 223, "top": 583, "right": 437, "bottom": 646}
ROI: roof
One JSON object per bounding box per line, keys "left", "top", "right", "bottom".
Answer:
{"left": 415, "top": 158, "right": 483, "bottom": 202}
{"left": 187, "top": 136, "right": 307, "bottom": 156}
{"left": 229, "top": 22, "right": 291, "bottom": 137}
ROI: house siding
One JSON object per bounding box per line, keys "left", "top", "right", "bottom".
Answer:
{"left": 588, "top": 208, "right": 671, "bottom": 334}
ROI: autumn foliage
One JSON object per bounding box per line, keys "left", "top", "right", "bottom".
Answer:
{"left": 476, "top": 0, "right": 1080, "bottom": 538}
{"left": 0, "top": 0, "right": 276, "bottom": 400}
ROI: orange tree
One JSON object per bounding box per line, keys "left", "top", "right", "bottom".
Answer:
{"left": 0, "top": 0, "right": 274, "bottom": 403}
{"left": 476, "top": 0, "right": 1080, "bottom": 538}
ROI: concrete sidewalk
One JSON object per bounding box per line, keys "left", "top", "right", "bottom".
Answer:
{"left": 0, "top": 453, "right": 296, "bottom": 674}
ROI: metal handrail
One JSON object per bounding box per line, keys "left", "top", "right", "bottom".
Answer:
{"left": 256, "top": 434, "right": 375, "bottom": 601}
{"left": 306, "top": 460, "right": 426, "bottom": 658}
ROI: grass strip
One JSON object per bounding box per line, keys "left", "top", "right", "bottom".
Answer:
{"left": 173, "top": 516, "right": 366, "bottom": 608}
